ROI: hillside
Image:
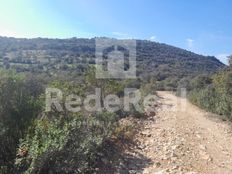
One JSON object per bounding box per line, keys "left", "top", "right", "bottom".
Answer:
{"left": 0, "top": 37, "right": 225, "bottom": 88}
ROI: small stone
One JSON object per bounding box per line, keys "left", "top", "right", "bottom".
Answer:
{"left": 199, "top": 145, "right": 206, "bottom": 150}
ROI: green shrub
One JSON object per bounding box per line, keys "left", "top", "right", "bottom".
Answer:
{"left": 188, "top": 70, "right": 232, "bottom": 120}
{"left": 16, "top": 112, "right": 118, "bottom": 174}
{"left": 0, "top": 70, "right": 43, "bottom": 174}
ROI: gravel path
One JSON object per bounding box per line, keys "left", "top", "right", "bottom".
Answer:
{"left": 122, "top": 91, "right": 232, "bottom": 174}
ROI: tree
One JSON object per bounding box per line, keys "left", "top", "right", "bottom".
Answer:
{"left": 85, "top": 65, "right": 124, "bottom": 105}
{"left": 189, "top": 75, "right": 212, "bottom": 90}
{"left": 228, "top": 55, "right": 232, "bottom": 67}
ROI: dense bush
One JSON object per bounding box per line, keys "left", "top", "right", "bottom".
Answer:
{"left": 0, "top": 65, "right": 151, "bottom": 174}
{"left": 0, "top": 71, "right": 43, "bottom": 173}
{"left": 187, "top": 69, "right": 232, "bottom": 120}
{"left": 16, "top": 112, "right": 118, "bottom": 174}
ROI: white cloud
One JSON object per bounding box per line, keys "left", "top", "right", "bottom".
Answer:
{"left": 149, "top": 35, "right": 156, "bottom": 41}
{"left": 111, "top": 32, "right": 130, "bottom": 39}
{"left": 0, "top": 29, "right": 24, "bottom": 38}
{"left": 216, "top": 53, "right": 229, "bottom": 65}
{"left": 186, "top": 38, "right": 194, "bottom": 48}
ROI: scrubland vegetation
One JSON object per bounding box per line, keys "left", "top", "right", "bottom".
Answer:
{"left": 0, "top": 37, "right": 230, "bottom": 174}
{"left": 0, "top": 66, "right": 155, "bottom": 174}
{"left": 187, "top": 67, "right": 232, "bottom": 120}
{"left": 177, "top": 56, "right": 232, "bottom": 120}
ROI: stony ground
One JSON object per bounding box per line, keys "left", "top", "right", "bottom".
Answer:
{"left": 119, "top": 91, "right": 232, "bottom": 174}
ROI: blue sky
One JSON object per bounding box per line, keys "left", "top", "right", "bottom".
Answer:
{"left": 0, "top": 0, "right": 231, "bottom": 64}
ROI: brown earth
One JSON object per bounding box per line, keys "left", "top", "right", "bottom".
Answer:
{"left": 117, "top": 91, "right": 232, "bottom": 174}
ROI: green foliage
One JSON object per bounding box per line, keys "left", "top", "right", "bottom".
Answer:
{"left": 0, "top": 68, "right": 124, "bottom": 174}
{"left": 85, "top": 65, "right": 124, "bottom": 95}
{"left": 189, "top": 75, "right": 212, "bottom": 90}
{"left": 15, "top": 118, "right": 70, "bottom": 174}
{"left": 49, "top": 80, "right": 86, "bottom": 97}
{"left": 0, "top": 70, "right": 43, "bottom": 173}
{"left": 188, "top": 69, "right": 232, "bottom": 120}
{"left": 140, "top": 80, "right": 156, "bottom": 96}
{"left": 16, "top": 112, "right": 118, "bottom": 174}
{"left": 213, "top": 70, "right": 232, "bottom": 94}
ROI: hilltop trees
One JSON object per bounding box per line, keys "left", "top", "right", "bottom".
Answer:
{"left": 228, "top": 55, "right": 232, "bottom": 67}
{"left": 0, "top": 37, "right": 225, "bottom": 90}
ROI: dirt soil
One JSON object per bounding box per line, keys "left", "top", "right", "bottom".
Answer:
{"left": 116, "top": 91, "right": 232, "bottom": 174}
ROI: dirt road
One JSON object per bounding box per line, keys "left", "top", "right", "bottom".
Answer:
{"left": 123, "top": 91, "right": 232, "bottom": 174}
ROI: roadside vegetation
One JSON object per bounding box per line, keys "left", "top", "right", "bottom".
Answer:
{"left": 178, "top": 56, "right": 232, "bottom": 120}
{"left": 0, "top": 66, "right": 156, "bottom": 174}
